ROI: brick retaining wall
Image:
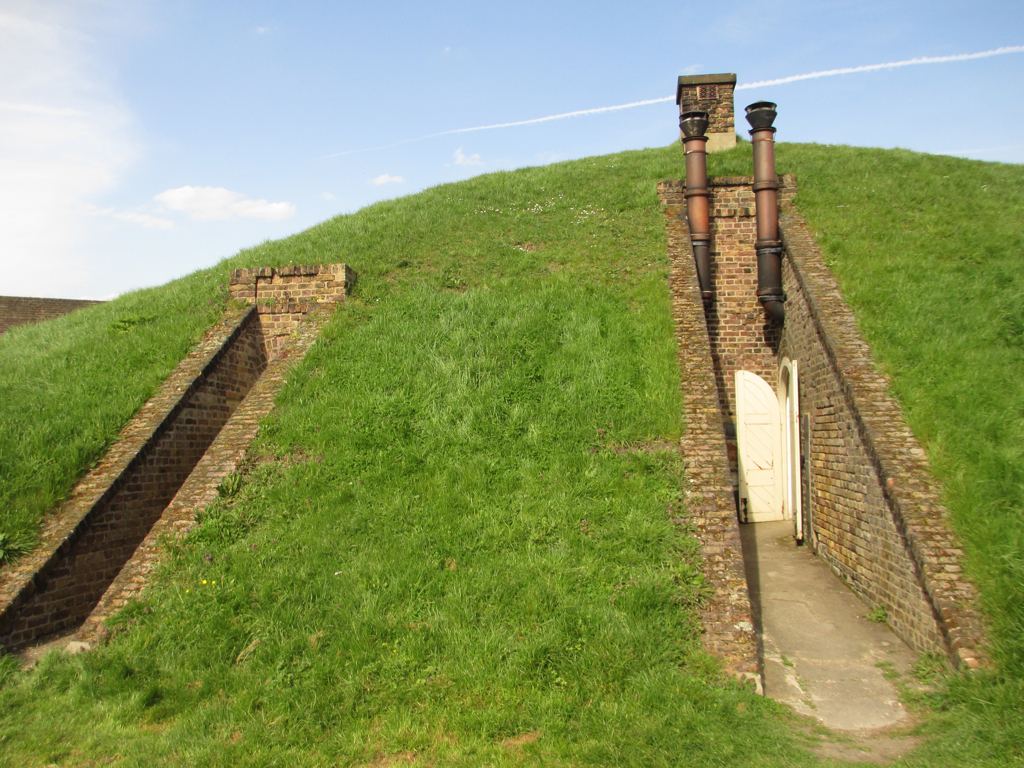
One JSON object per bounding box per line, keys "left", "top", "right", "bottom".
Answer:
{"left": 661, "top": 195, "right": 760, "bottom": 685}
{"left": 779, "top": 215, "right": 985, "bottom": 668}
{"left": 77, "top": 305, "right": 335, "bottom": 643}
{"left": 0, "top": 296, "right": 102, "bottom": 335}
{"left": 0, "top": 307, "right": 267, "bottom": 648}
{"left": 1, "top": 263, "right": 355, "bottom": 650}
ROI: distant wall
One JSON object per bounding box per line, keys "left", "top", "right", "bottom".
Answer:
{"left": 0, "top": 296, "right": 102, "bottom": 335}
{"left": 658, "top": 176, "right": 985, "bottom": 669}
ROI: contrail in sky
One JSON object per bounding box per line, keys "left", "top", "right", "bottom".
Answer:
{"left": 735, "top": 45, "right": 1024, "bottom": 89}
{"left": 319, "top": 45, "right": 1024, "bottom": 159}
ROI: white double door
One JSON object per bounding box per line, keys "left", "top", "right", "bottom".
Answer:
{"left": 735, "top": 364, "right": 802, "bottom": 531}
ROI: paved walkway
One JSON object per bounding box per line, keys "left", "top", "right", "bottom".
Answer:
{"left": 741, "top": 521, "right": 918, "bottom": 731}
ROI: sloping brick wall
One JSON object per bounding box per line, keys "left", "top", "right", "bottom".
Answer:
{"left": 661, "top": 194, "right": 760, "bottom": 685}
{"left": 0, "top": 296, "right": 102, "bottom": 335}
{"left": 779, "top": 215, "right": 985, "bottom": 669}
{"left": 0, "top": 307, "right": 267, "bottom": 648}
{"left": 77, "top": 305, "right": 335, "bottom": 644}
{"left": 0, "top": 263, "right": 356, "bottom": 651}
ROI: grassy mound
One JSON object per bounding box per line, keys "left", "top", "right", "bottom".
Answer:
{"left": 1, "top": 140, "right": 1023, "bottom": 764}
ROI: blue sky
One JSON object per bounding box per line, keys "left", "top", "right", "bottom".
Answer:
{"left": 2, "top": 0, "right": 1022, "bottom": 299}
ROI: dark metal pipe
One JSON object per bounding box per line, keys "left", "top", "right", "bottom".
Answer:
{"left": 745, "top": 101, "right": 785, "bottom": 322}
{"left": 680, "top": 109, "right": 713, "bottom": 304}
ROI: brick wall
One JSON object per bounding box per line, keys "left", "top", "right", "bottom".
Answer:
{"left": 676, "top": 74, "right": 737, "bottom": 152}
{"left": 0, "top": 264, "right": 356, "bottom": 650}
{"left": 658, "top": 176, "right": 796, "bottom": 478}
{"left": 658, "top": 174, "right": 985, "bottom": 669}
{"left": 660, "top": 190, "right": 760, "bottom": 685}
{"left": 78, "top": 305, "right": 336, "bottom": 644}
{"left": 778, "top": 215, "right": 985, "bottom": 668}
{"left": 0, "top": 308, "right": 267, "bottom": 648}
{"left": 230, "top": 263, "right": 355, "bottom": 357}
{"left": 0, "top": 296, "right": 102, "bottom": 335}
{"left": 677, "top": 73, "right": 736, "bottom": 136}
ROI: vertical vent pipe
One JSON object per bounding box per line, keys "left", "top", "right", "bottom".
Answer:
{"left": 745, "top": 101, "right": 785, "bottom": 322}
{"left": 680, "top": 109, "right": 714, "bottom": 304}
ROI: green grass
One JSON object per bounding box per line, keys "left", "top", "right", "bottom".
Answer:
{"left": 1, "top": 139, "right": 1023, "bottom": 765}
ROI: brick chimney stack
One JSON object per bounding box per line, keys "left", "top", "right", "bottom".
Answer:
{"left": 676, "top": 73, "right": 737, "bottom": 153}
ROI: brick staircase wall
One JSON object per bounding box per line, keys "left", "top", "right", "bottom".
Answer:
{"left": 1, "top": 264, "right": 355, "bottom": 650}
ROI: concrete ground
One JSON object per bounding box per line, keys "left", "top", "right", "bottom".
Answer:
{"left": 741, "top": 520, "right": 918, "bottom": 732}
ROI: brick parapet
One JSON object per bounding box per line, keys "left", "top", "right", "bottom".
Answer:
{"left": 77, "top": 305, "right": 335, "bottom": 643}
{"left": 230, "top": 263, "right": 354, "bottom": 356}
{"left": 662, "top": 200, "right": 760, "bottom": 686}
{"left": 0, "top": 306, "right": 265, "bottom": 648}
{"left": 0, "top": 296, "right": 102, "bottom": 335}
{"left": 778, "top": 213, "right": 986, "bottom": 669}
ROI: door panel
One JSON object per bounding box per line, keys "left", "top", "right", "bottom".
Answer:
{"left": 736, "top": 370, "right": 784, "bottom": 522}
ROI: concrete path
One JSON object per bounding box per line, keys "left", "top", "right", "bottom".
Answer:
{"left": 741, "top": 521, "right": 918, "bottom": 732}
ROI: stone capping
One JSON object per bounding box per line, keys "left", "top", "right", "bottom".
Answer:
{"left": 0, "top": 296, "right": 103, "bottom": 335}
{"left": 660, "top": 195, "right": 761, "bottom": 686}
{"left": 76, "top": 305, "right": 336, "bottom": 643}
{"left": 0, "top": 305, "right": 259, "bottom": 645}
{"left": 779, "top": 212, "right": 986, "bottom": 669}
{"left": 676, "top": 73, "right": 738, "bottom": 89}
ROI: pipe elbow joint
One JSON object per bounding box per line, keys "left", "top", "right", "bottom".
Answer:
{"left": 762, "top": 297, "right": 786, "bottom": 323}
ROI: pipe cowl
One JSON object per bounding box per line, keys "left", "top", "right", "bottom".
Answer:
{"left": 680, "top": 108, "right": 714, "bottom": 304}
{"left": 680, "top": 109, "right": 711, "bottom": 139}
{"left": 746, "top": 100, "right": 785, "bottom": 323}
{"left": 744, "top": 101, "right": 778, "bottom": 132}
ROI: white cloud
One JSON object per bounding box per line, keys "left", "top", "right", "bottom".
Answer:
{"left": 254, "top": 26, "right": 269, "bottom": 34}
{"left": 154, "top": 185, "right": 296, "bottom": 221}
{"left": 112, "top": 211, "right": 174, "bottom": 229}
{"left": 370, "top": 173, "right": 404, "bottom": 185}
{"left": 320, "top": 191, "right": 335, "bottom": 200}
{"left": 0, "top": 2, "right": 139, "bottom": 296}
{"left": 453, "top": 147, "right": 483, "bottom": 166}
